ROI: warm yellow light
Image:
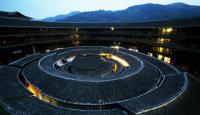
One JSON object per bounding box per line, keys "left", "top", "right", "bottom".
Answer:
{"left": 158, "top": 55, "right": 163, "bottom": 60}
{"left": 164, "top": 56, "right": 171, "bottom": 64}
{"left": 157, "top": 38, "right": 171, "bottom": 43}
{"left": 111, "top": 45, "right": 120, "bottom": 50}
{"left": 42, "top": 95, "right": 57, "bottom": 105}
{"left": 160, "top": 38, "right": 164, "bottom": 43}
{"left": 156, "top": 47, "right": 171, "bottom": 54}
{"left": 25, "top": 81, "right": 59, "bottom": 106}
{"left": 166, "top": 28, "right": 173, "bottom": 33}
{"left": 158, "top": 47, "right": 164, "bottom": 53}
{"left": 148, "top": 52, "right": 153, "bottom": 57}
{"left": 100, "top": 53, "right": 112, "bottom": 57}
{"left": 161, "top": 27, "right": 173, "bottom": 34}
{"left": 112, "top": 55, "right": 129, "bottom": 67}
{"left": 112, "top": 64, "right": 118, "bottom": 72}
{"left": 27, "top": 83, "right": 42, "bottom": 99}
{"left": 100, "top": 53, "right": 129, "bottom": 67}
{"left": 74, "top": 34, "right": 80, "bottom": 38}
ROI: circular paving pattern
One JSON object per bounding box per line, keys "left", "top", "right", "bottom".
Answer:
{"left": 0, "top": 46, "right": 188, "bottom": 115}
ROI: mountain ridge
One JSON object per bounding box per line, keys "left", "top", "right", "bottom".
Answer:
{"left": 42, "top": 11, "right": 80, "bottom": 22}
{"left": 42, "top": 3, "right": 200, "bottom": 23}
{"left": 0, "top": 11, "right": 32, "bottom": 20}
